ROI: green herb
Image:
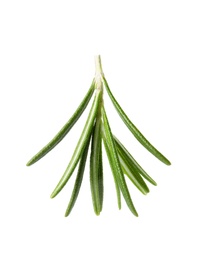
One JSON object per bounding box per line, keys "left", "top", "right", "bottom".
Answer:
{"left": 26, "top": 55, "right": 171, "bottom": 216}
{"left": 26, "top": 81, "right": 95, "bottom": 166}
{"left": 102, "top": 130, "right": 121, "bottom": 210}
{"left": 90, "top": 102, "right": 102, "bottom": 215}
{"left": 103, "top": 77, "right": 171, "bottom": 166}
{"left": 65, "top": 135, "right": 91, "bottom": 217}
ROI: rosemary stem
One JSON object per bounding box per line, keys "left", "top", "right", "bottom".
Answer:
{"left": 94, "top": 55, "right": 104, "bottom": 76}
{"left": 94, "top": 55, "right": 104, "bottom": 98}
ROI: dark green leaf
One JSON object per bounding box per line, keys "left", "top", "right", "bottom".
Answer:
{"left": 102, "top": 106, "right": 138, "bottom": 216}
{"left": 102, "top": 77, "right": 171, "bottom": 166}
{"left": 51, "top": 89, "right": 102, "bottom": 198}
{"left": 65, "top": 135, "right": 91, "bottom": 217}
{"left": 118, "top": 151, "right": 149, "bottom": 195}
{"left": 26, "top": 80, "right": 95, "bottom": 166}
{"left": 102, "top": 133, "right": 121, "bottom": 210}
{"left": 90, "top": 114, "right": 102, "bottom": 215}
{"left": 98, "top": 137, "right": 104, "bottom": 212}
{"left": 114, "top": 136, "right": 157, "bottom": 186}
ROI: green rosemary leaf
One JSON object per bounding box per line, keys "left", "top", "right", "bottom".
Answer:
{"left": 90, "top": 114, "right": 102, "bottom": 215}
{"left": 114, "top": 136, "right": 157, "bottom": 186}
{"left": 102, "top": 77, "right": 171, "bottom": 166}
{"left": 50, "top": 89, "right": 102, "bottom": 198}
{"left": 26, "top": 80, "right": 95, "bottom": 166}
{"left": 102, "top": 106, "right": 138, "bottom": 217}
{"left": 102, "top": 133, "right": 121, "bottom": 210}
{"left": 65, "top": 135, "right": 91, "bottom": 217}
{"left": 118, "top": 151, "right": 149, "bottom": 195}
{"left": 98, "top": 136, "right": 104, "bottom": 212}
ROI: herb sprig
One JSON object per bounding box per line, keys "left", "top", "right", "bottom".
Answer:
{"left": 26, "top": 55, "right": 171, "bottom": 217}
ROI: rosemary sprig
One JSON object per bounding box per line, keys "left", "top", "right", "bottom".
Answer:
{"left": 26, "top": 55, "right": 171, "bottom": 217}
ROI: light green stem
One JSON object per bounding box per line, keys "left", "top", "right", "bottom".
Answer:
{"left": 94, "top": 55, "right": 104, "bottom": 76}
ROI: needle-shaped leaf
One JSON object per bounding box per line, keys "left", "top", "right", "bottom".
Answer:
{"left": 114, "top": 136, "right": 157, "bottom": 186}
{"left": 102, "top": 132, "right": 121, "bottom": 210}
{"left": 26, "top": 80, "right": 95, "bottom": 166}
{"left": 102, "top": 106, "right": 138, "bottom": 216}
{"left": 98, "top": 134, "right": 104, "bottom": 212}
{"left": 118, "top": 151, "right": 149, "bottom": 195}
{"left": 102, "top": 77, "right": 171, "bottom": 166}
{"left": 51, "top": 89, "right": 102, "bottom": 198}
{"left": 65, "top": 135, "right": 91, "bottom": 217}
{"left": 90, "top": 114, "right": 102, "bottom": 215}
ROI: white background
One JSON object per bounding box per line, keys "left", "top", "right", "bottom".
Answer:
{"left": 0, "top": 0, "right": 214, "bottom": 259}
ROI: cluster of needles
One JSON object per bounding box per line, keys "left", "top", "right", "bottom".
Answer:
{"left": 26, "top": 55, "right": 171, "bottom": 217}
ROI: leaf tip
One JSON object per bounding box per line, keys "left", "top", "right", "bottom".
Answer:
{"left": 164, "top": 158, "right": 171, "bottom": 166}
{"left": 145, "top": 189, "right": 150, "bottom": 194}
{"left": 50, "top": 191, "right": 56, "bottom": 199}
{"left": 64, "top": 212, "right": 69, "bottom": 217}
{"left": 134, "top": 212, "right": 139, "bottom": 217}
{"left": 26, "top": 160, "right": 32, "bottom": 166}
